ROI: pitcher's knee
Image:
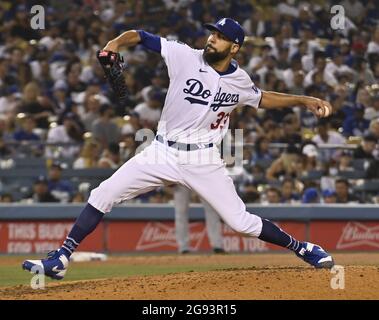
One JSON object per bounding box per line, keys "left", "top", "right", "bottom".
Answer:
{"left": 225, "top": 212, "right": 263, "bottom": 237}
{"left": 88, "top": 182, "right": 119, "bottom": 213}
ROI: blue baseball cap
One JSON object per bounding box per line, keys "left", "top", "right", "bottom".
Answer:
{"left": 204, "top": 18, "right": 245, "bottom": 46}
{"left": 322, "top": 189, "right": 336, "bottom": 198}
{"left": 302, "top": 188, "right": 319, "bottom": 204}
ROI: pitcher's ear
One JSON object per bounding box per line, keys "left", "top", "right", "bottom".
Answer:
{"left": 231, "top": 43, "right": 240, "bottom": 55}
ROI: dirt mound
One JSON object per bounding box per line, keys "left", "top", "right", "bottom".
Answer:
{"left": 2, "top": 265, "right": 378, "bottom": 300}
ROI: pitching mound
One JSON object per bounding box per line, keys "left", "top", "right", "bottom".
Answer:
{"left": 1, "top": 253, "right": 378, "bottom": 299}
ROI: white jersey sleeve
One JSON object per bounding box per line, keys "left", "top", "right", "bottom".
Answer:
{"left": 160, "top": 38, "right": 195, "bottom": 79}
{"left": 243, "top": 83, "right": 262, "bottom": 109}
{"left": 236, "top": 70, "right": 262, "bottom": 109}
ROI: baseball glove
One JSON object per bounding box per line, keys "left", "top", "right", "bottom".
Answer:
{"left": 96, "top": 50, "right": 128, "bottom": 105}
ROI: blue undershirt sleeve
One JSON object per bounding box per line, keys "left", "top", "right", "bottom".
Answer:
{"left": 137, "top": 30, "right": 162, "bottom": 53}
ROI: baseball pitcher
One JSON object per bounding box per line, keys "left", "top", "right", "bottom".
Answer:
{"left": 23, "top": 18, "right": 334, "bottom": 280}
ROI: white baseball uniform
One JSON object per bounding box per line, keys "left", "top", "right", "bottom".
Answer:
{"left": 88, "top": 37, "right": 264, "bottom": 237}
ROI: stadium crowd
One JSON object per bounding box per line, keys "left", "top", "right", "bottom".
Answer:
{"left": 0, "top": 0, "right": 378, "bottom": 204}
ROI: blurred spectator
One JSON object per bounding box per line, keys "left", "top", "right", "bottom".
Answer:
{"left": 256, "top": 55, "right": 283, "bottom": 89}
{"left": 81, "top": 94, "right": 101, "bottom": 131}
{"left": 266, "top": 145, "right": 302, "bottom": 181}
{"left": 338, "top": 151, "right": 354, "bottom": 171}
{"left": 13, "top": 114, "right": 42, "bottom": 156}
{"left": 248, "top": 43, "right": 272, "bottom": 73}
{"left": 8, "top": 47, "right": 32, "bottom": 88}
{"left": 299, "top": 84, "right": 322, "bottom": 129}
{"left": 34, "top": 57, "right": 55, "bottom": 94}
{"left": 0, "top": 85, "right": 21, "bottom": 117}
{"left": 367, "top": 27, "right": 379, "bottom": 55}
{"left": 366, "top": 159, "right": 379, "bottom": 178}
{"left": 0, "top": 114, "right": 16, "bottom": 142}
{"left": 98, "top": 142, "right": 122, "bottom": 169}
{"left": 65, "top": 60, "right": 86, "bottom": 98}
{"left": 230, "top": 0, "right": 254, "bottom": 24}
{"left": 354, "top": 57, "right": 376, "bottom": 85}
{"left": 257, "top": 116, "right": 282, "bottom": 142}
{"left": 0, "top": 193, "right": 13, "bottom": 203}
{"left": 13, "top": 115, "right": 40, "bottom": 142}
{"left": 353, "top": 134, "right": 377, "bottom": 160}
{"left": 27, "top": 175, "right": 59, "bottom": 203}
{"left": 73, "top": 139, "right": 101, "bottom": 169}
{"left": 302, "top": 188, "right": 319, "bottom": 204}
{"left": 342, "top": 103, "right": 370, "bottom": 137}
{"left": 47, "top": 162, "right": 74, "bottom": 203}
{"left": 139, "top": 70, "right": 168, "bottom": 102}
{"left": 17, "top": 82, "right": 54, "bottom": 130}
{"left": 304, "top": 50, "right": 337, "bottom": 88}
{"left": 240, "top": 183, "right": 260, "bottom": 203}
{"left": 280, "top": 178, "right": 300, "bottom": 204}
{"left": 280, "top": 113, "right": 302, "bottom": 144}
{"left": 369, "top": 119, "right": 379, "bottom": 142}
{"left": 264, "top": 187, "right": 281, "bottom": 204}
{"left": 341, "top": 0, "right": 365, "bottom": 22}
{"left": 91, "top": 104, "right": 120, "bottom": 149}
{"left": 363, "top": 88, "right": 379, "bottom": 121}
{"left": 121, "top": 111, "right": 141, "bottom": 137}
{"left": 251, "top": 136, "right": 273, "bottom": 164}
{"left": 134, "top": 88, "right": 164, "bottom": 129}
{"left": 283, "top": 54, "right": 302, "bottom": 82}
{"left": 322, "top": 189, "right": 337, "bottom": 204}
{"left": 46, "top": 112, "right": 83, "bottom": 158}
{"left": 326, "top": 49, "right": 354, "bottom": 78}
{"left": 312, "top": 118, "right": 346, "bottom": 162}
{"left": 0, "top": 58, "right": 16, "bottom": 89}
{"left": 51, "top": 80, "right": 72, "bottom": 116}
{"left": 120, "top": 133, "right": 138, "bottom": 162}
{"left": 0, "top": 135, "right": 12, "bottom": 157}
{"left": 7, "top": 4, "right": 40, "bottom": 41}
{"left": 71, "top": 192, "right": 85, "bottom": 203}
{"left": 334, "top": 178, "right": 360, "bottom": 203}
{"left": 301, "top": 142, "right": 320, "bottom": 172}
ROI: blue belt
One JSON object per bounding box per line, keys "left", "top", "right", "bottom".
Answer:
{"left": 155, "top": 135, "right": 213, "bottom": 151}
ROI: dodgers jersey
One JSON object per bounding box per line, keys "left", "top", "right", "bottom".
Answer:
{"left": 145, "top": 36, "right": 262, "bottom": 145}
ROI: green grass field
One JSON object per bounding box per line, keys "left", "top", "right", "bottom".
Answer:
{"left": 0, "top": 254, "right": 233, "bottom": 288}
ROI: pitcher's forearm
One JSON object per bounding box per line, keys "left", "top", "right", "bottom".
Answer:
{"left": 260, "top": 90, "right": 333, "bottom": 118}
{"left": 103, "top": 30, "right": 141, "bottom": 51}
{"left": 113, "top": 30, "right": 141, "bottom": 47}
{"left": 260, "top": 91, "right": 305, "bottom": 109}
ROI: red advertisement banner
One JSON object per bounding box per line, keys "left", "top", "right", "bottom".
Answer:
{"left": 0, "top": 221, "right": 103, "bottom": 253}
{"left": 1, "top": 220, "right": 378, "bottom": 253}
{"left": 310, "top": 221, "right": 379, "bottom": 250}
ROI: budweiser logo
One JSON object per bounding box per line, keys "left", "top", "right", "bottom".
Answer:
{"left": 337, "top": 222, "right": 379, "bottom": 249}
{"left": 136, "top": 222, "right": 207, "bottom": 251}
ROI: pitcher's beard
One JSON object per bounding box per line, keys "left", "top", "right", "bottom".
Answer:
{"left": 203, "top": 44, "right": 230, "bottom": 64}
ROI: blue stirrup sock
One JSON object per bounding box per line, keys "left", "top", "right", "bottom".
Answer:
{"left": 258, "top": 218, "right": 302, "bottom": 253}
{"left": 59, "top": 203, "right": 104, "bottom": 258}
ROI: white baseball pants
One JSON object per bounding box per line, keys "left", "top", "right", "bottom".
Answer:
{"left": 88, "top": 140, "right": 263, "bottom": 237}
